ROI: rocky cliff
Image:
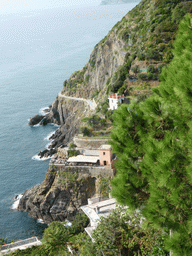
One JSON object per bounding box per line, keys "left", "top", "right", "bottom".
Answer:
{"left": 29, "top": 95, "right": 96, "bottom": 158}
{"left": 18, "top": 166, "right": 96, "bottom": 224}
{"left": 29, "top": 0, "right": 192, "bottom": 157}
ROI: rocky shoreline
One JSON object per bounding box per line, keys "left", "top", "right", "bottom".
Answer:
{"left": 28, "top": 94, "right": 88, "bottom": 159}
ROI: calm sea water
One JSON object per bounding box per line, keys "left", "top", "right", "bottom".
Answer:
{"left": 0, "top": 2, "right": 139, "bottom": 241}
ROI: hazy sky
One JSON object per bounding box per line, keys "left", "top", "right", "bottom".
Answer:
{"left": 0, "top": 0, "right": 102, "bottom": 14}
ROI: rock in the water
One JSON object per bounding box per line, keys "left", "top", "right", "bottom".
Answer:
{"left": 39, "top": 116, "right": 49, "bottom": 126}
{"left": 29, "top": 115, "right": 44, "bottom": 126}
{"left": 38, "top": 149, "right": 57, "bottom": 158}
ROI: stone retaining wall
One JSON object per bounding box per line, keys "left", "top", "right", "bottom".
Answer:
{"left": 73, "top": 136, "right": 109, "bottom": 149}
{"left": 54, "top": 165, "right": 113, "bottom": 178}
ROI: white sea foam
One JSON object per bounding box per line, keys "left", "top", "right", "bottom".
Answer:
{"left": 32, "top": 154, "right": 51, "bottom": 161}
{"left": 12, "top": 194, "right": 23, "bottom": 210}
{"left": 44, "top": 131, "right": 56, "bottom": 141}
{"left": 37, "top": 218, "right": 44, "bottom": 224}
{"left": 53, "top": 123, "right": 60, "bottom": 127}
{"left": 33, "top": 123, "right": 41, "bottom": 127}
{"left": 39, "top": 107, "right": 50, "bottom": 116}
{"left": 45, "top": 142, "right": 52, "bottom": 149}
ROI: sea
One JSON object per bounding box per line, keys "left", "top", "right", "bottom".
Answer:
{"left": 0, "top": 1, "right": 140, "bottom": 241}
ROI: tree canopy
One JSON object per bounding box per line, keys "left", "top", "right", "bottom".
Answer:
{"left": 110, "top": 14, "right": 192, "bottom": 255}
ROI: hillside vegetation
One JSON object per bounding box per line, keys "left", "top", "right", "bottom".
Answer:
{"left": 61, "top": 0, "right": 192, "bottom": 108}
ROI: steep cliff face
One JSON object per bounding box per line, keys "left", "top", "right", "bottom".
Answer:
{"left": 47, "top": 97, "right": 89, "bottom": 149}
{"left": 29, "top": 0, "right": 192, "bottom": 153}
{"left": 61, "top": 0, "right": 192, "bottom": 103}
{"left": 30, "top": 95, "right": 95, "bottom": 157}
{"left": 18, "top": 166, "right": 96, "bottom": 224}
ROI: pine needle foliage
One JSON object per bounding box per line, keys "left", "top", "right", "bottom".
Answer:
{"left": 110, "top": 14, "right": 192, "bottom": 255}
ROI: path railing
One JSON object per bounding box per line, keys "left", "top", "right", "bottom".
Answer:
{"left": 0, "top": 237, "right": 39, "bottom": 251}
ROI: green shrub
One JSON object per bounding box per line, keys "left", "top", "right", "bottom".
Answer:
{"left": 146, "top": 48, "right": 162, "bottom": 61}
{"left": 137, "top": 52, "right": 145, "bottom": 61}
{"left": 106, "top": 110, "right": 113, "bottom": 122}
{"left": 130, "top": 52, "right": 137, "bottom": 60}
{"left": 68, "top": 143, "right": 77, "bottom": 150}
{"left": 69, "top": 213, "right": 89, "bottom": 235}
{"left": 158, "top": 43, "right": 167, "bottom": 52}
{"left": 68, "top": 149, "right": 79, "bottom": 157}
{"left": 138, "top": 73, "right": 148, "bottom": 81}
{"left": 117, "top": 83, "right": 127, "bottom": 95}
{"left": 81, "top": 117, "right": 90, "bottom": 122}
{"left": 99, "top": 119, "right": 106, "bottom": 126}
{"left": 0, "top": 238, "right": 7, "bottom": 246}
{"left": 96, "top": 99, "right": 109, "bottom": 116}
{"left": 158, "top": 63, "right": 167, "bottom": 73}
{"left": 98, "top": 176, "right": 111, "bottom": 198}
{"left": 85, "top": 74, "right": 90, "bottom": 83}
{"left": 91, "top": 89, "right": 99, "bottom": 99}
{"left": 42, "top": 221, "right": 70, "bottom": 255}
{"left": 147, "top": 65, "right": 156, "bottom": 73}
{"left": 163, "top": 48, "right": 174, "bottom": 63}
{"left": 121, "top": 30, "right": 129, "bottom": 42}
{"left": 124, "top": 52, "right": 130, "bottom": 63}
{"left": 131, "top": 65, "right": 139, "bottom": 74}
{"left": 91, "top": 207, "right": 169, "bottom": 256}
{"left": 110, "top": 65, "right": 129, "bottom": 93}
{"left": 147, "top": 72, "right": 158, "bottom": 80}
{"left": 172, "top": 2, "right": 192, "bottom": 24}
{"left": 80, "top": 127, "right": 91, "bottom": 136}
{"left": 125, "top": 59, "right": 132, "bottom": 70}
{"left": 87, "top": 115, "right": 101, "bottom": 127}
{"left": 89, "top": 59, "right": 96, "bottom": 68}
{"left": 106, "top": 77, "right": 111, "bottom": 85}
{"left": 156, "top": 20, "right": 177, "bottom": 33}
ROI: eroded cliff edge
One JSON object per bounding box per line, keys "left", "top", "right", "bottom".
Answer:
{"left": 18, "top": 166, "right": 96, "bottom": 224}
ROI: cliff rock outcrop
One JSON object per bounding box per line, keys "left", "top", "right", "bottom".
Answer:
{"left": 29, "top": 0, "right": 192, "bottom": 156}
{"left": 18, "top": 166, "right": 96, "bottom": 224}
{"left": 29, "top": 96, "right": 94, "bottom": 158}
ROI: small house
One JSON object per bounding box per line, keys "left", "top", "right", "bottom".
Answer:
{"left": 99, "top": 144, "right": 113, "bottom": 166}
{"left": 108, "top": 93, "right": 124, "bottom": 110}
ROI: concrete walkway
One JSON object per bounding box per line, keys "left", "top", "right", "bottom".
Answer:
{"left": 58, "top": 92, "right": 97, "bottom": 110}
{"left": 0, "top": 237, "right": 42, "bottom": 255}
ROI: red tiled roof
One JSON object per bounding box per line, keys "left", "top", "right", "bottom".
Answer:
{"left": 108, "top": 93, "right": 124, "bottom": 99}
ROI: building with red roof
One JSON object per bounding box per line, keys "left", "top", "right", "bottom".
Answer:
{"left": 108, "top": 93, "right": 124, "bottom": 110}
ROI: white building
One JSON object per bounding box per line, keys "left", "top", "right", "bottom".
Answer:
{"left": 108, "top": 93, "right": 124, "bottom": 110}
{"left": 81, "top": 198, "right": 117, "bottom": 241}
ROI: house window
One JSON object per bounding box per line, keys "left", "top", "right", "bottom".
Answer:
{"left": 103, "top": 152, "right": 105, "bottom": 155}
{"left": 104, "top": 161, "right": 107, "bottom": 165}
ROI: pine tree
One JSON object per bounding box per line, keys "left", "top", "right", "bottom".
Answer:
{"left": 110, "top": 14, "right": 192, "bottom": 255}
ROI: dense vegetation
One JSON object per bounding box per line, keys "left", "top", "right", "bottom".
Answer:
{"left": 5, "top": 213, "right": 89, "bottom": 256}
{"left": 80, "top": 114, "right": 111, "bottom": 137}
{"left": 110, "top": 13, "right": 192, "bottom": 255}
{"left": 4, "top": 208, "right": 169, "bottom": 256}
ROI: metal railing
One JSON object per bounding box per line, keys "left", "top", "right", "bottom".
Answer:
{"left": 0, "top": 237, "right": 38, "bottom": 251}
